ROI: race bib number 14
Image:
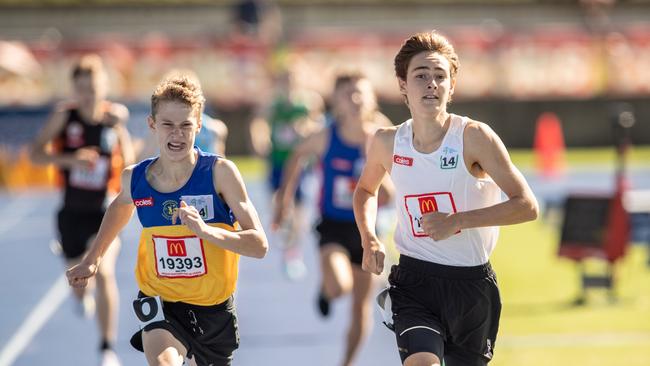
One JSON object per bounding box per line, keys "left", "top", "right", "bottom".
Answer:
{"left": 180, "top": 194, "right": 215, "bottom": 221}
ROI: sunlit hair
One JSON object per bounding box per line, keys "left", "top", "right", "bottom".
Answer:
{"left": 71, "top": 54, "right": 106, "bottom": 80}
{"left": 332, "top": 70, "right": 378, "bottom": 122}
{"left": 394, "top": 31, "right": 460, "bottom": 82}
{"left": 71, "top": 54, "right": 109, "bottom": 93}
{"left": 333, "top": 70, "right": 367, "bottom": 91}
{"left": 151, "top": 76, "right": 205, "bottom": 120}
{"left": 161, "top": 68, "right": 201, "bottom": 85}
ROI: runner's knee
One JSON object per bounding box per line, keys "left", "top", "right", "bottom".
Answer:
{"left": 95, "top": 266, "right": 116, "bottom": 284}
{"left": 323, "top": 278, "right": 346, "bottom": 299}
{"left": 143, "top": 328, "right": 186, "bottom": 366}
{"left": 404, "top": 352, "right": 441, "bottom": 366}
{"left": 321, "top": 247, "right": 353, "bottom": 298}
{"left": 151, "top": 350, "right": 184, "bottom": 366}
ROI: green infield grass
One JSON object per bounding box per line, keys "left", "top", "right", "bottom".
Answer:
{"left": 492, "top": 219, "right": 650, "bottom": 366}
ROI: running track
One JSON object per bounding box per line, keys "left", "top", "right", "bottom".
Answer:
{"left": 1, "top": 168, "right": 649, "bottom": 366}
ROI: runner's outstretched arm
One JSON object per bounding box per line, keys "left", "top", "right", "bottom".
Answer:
{"left": 66, "top": 167, "right": 135, "bottom": 288}
{"left": 273, "top": 129, "right": 327, "bottom": 228}
{"left": 353, "top": 128, "right": 395, "bottom": 275}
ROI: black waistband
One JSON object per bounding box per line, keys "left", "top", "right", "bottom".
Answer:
{"left": 138, "top": 291, "right": 234, "bottom": 312}
{"left": 399, "top": 255, "right": 494, "bottom": 280}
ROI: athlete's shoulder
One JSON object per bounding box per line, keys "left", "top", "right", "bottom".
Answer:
{"left": 462, "top": 118, "right": 506, "bottom": 161}
{"left": 213, "top": 157, "right": 246, "bottom": 193}
{"left": 53, "top": 100, "right": 77, "bottom": 114}
{"left": 373, "top": 125, "right": 399, "bottom": 144}
{"left": 114, "top": 164, "right": 137, "bottom": 203}
{"left": 129, "top": 158, "right": 156, "bottom": 182}
{"left": 375, "top": 125, "right": 399, "bottom": 135}
{"left": 44, "top": 101, "right": 76, "bottom": 130}
{"left": 122, "top": 163, "right": 136, "bottom": 178}
{"left": 197, "top": 147, "right": 219, "bottom": 157}
{"left": 133, "top": 156, "right": 156, "bottom": 168}
{"left": 464, "top": 118, "right": 497, "bottom": 142}
{"left": 213, "top": 157, "right": 239, "bottom": 175}
{"left": 367, "top": 126, "right": 398, "bottom": 158}
{"left": 301, "top": 125, "right": 330, "bottom": 152}
{"left": 104, "top": 102, "right": 129, "bottom": 127}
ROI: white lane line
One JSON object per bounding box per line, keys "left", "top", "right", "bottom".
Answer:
{"left": 0, "top": 274, "right": 68, "bottom": 366}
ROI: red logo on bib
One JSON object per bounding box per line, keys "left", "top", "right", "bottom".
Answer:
{"left": 418, "top": 196, "right": 438, "bottom": 214}
{"left": 167, "top": 240, "right": 187, "bottom": 257}
{"left": 134, "top": 197, "right": 154, "bottom": 207}
{"left": 393, "top": 155, "right": 413, "bottom": 166}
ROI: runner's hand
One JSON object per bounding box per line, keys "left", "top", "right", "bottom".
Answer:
{"left": 421, "top": 211, "right": 459, "bottom": 241}
{"left": 361, "top": 238, "right": 385, "bottom": 275}
{"left": 66, "top": 262, "right": 98, "bottom": 288}
{"left": 71, "top": 147, "right": 100, "bottom": 169}
{"left": 173, "top": 200, "right": 208, "bottom": 235}
{"left": 271, "top": 197, "right": 292, "bottom": 231}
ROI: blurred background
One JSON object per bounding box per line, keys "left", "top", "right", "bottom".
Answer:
{"left": 0, "top": 0, "right": 649, "bottom": 366}
{"left": 1, "top": 0, "right": 650, "bottom": 155}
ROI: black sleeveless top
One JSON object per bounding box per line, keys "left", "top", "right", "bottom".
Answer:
{"left": 57, "top": 108, "right": 119, "bottom": 212}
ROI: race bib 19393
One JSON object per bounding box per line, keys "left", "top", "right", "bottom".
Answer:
{"left": 152, "top": 235, "right": 207, "bottom": 278}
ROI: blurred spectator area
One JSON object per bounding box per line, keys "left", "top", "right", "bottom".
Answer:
{"left": 1, "top": 0, "right": 650, "bottom": 156}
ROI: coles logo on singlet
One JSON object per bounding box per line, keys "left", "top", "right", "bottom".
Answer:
{"left": 331, "top": 158, "right": 352, "bottom": 171}
{"left": 393, "top": 155, "right": 413, "bottom": 166}
{"left": 134, "top": 197, "right": 154, "bottom": 207}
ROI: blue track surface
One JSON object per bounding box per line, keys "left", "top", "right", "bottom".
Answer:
{"left": 0, "top": 178, "right": 400, "bottom": 366}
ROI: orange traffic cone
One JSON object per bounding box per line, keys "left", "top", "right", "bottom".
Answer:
{"left": 0, "top": 148, "right": 7, "bottom": 188}
{"left": 534, "top": 112, "right": 566, "bottom": 178}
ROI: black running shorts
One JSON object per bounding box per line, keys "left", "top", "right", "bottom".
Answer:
{"left": 315, "top": 218, "right": 363, "bottom": 266}
{"left": 130, "top": 293, "right": 239, "bottom": 366}
{"left": 388, "top": 255, "right": 502, "bottom": 366}
{"left": 57, "top": 209, "right": 105, "bottom": 259}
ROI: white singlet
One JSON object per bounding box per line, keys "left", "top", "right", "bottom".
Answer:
{"left": 391, "top": 114, "right": 503, "bottom": 266}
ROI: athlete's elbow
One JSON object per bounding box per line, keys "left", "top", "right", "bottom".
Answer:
{"left": 257, "top": 239, "right": 269, "bottom": 259}
{"left": 250, "top": 234, "right": 269, "bottom": 259}
{"left": 521, "top": 196, "right": 539, "bottom": 222}
{"left": 353, "top": 185, "right": 374, "bottom": 203}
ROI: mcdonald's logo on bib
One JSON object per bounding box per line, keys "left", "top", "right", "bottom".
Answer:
{"left": 404, "top": 192, "right": 458, "bottom": 237}
{"left": 418, "top": 196, "right": 438, "bottom": 214}
{"left": 167, "top": 240, "right": 187, "bottom": 257}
